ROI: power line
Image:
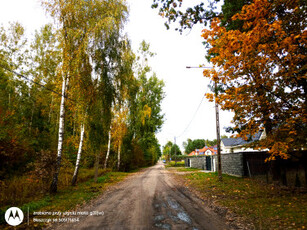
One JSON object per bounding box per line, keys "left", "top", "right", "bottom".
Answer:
{"left": 176, "top": 93, "right": 205, "bottom": 138}
{"left": 0, "top": 62, "right": 76, "bottom": 102}
{"left": 174, "top": 66, "right": 213, "bottom": 139}
{"left": 185, "top": 65, "right": 222, "bottom": 181}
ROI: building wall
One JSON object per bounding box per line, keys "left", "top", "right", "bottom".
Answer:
{"left": 213, "top": 153, "right": 244, "bottom": 177}
{"left": 185, "top": 156, "right": 215, "bottom": 171}
{"left": 185, "top": 154, "right": 244, "bottom": 176}
{"left": 205, "top": 150, "right": 212, "bottom": 155}
{"left": 222, "top": 145, "right": 264, "bottom": 154}
{"left": 190, "top": 157, "right": 205, "bottom": 169}
{"left": 233, "top": 147, "right": 257, "bottom": 153}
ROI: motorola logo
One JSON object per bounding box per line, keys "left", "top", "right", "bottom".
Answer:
{"left": 5, "top": 207, "right": 24, "bottom": 226}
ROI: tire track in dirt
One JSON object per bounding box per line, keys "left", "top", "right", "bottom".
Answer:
{"left": 49, "top": 162, "right": 229, "bottom": 230}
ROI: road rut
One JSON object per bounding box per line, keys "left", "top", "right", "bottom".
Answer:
{"left": 50, "top": 162, "right": 228, "bottom": 230}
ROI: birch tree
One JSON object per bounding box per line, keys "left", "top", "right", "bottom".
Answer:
{"left": 104, "top": 127, "right": 112, "bottom": 169}
{"left": 50, "top": 75, "right": 68, "bottom": 192}
{"left": 71, "top": 123, "right": 85, "bottom": 186}
{"left": 92, "top": 33, "right": 134, "bottom": 172}
{"left": 122, "top": 41, "right": 164, "bottom": 169}
{"left": 112, "top": 108, "right": 128, "bottom": 171}
{"left": 42, "top": 0, "right": 129, "bottom": 193}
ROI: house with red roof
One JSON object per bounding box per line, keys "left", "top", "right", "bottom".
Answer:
{"left": 188, "top": 151, "right": 196, "bottom": 156}
{"left": 186, "top": 146, "right": 217, "bottom": 171}
{"left": 203, "top": 147, "right": 217, "bottom": 155}
{"left": 188, "top": 146, "right": 217, "bottom": 156}
{"left": 185, "top": 131, "right": 269, "bottom": 177}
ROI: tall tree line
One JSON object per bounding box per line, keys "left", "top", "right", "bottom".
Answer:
{"left": 0, "top": 0, "right": 164, "bottom": 193}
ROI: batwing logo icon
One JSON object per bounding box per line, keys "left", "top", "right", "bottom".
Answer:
{"left": 5, "top": 207, "right": 24, "bottom": 226}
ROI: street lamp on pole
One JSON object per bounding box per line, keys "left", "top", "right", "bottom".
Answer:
{"left": 186, "top": 66, "right": 222, "bottom": 181}
{"left": 186, "top": 66, "right": 213, "bottom": 69}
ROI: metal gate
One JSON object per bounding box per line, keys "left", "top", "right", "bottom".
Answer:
{"left": 206, "top": 156, "right": 212, "bottom": 171}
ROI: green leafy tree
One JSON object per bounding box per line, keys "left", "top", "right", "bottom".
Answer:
{"left": 163, "top": 141, "right": 181, "bottom": 160}
{"left": 151, "top": 0, "right": 251, "bottom": 33}
{"left": 163, "top": 141, "right": 173, "bottom": 161}
{"left": 0, "top": 1, "right": 165, "bottom": 198}
{"left": 41, "top": 0, "right": 130, "bottom": 193}
{"left": 170, "top": 144, "right": 181, "bottom": 157}
{"left": 0, "top": 23, "right": 34, "bottom": 178}
{"left": 29, "top": 24, "right": 61, "bottom": 151}
{"left": 183, "top": 139, "right": 205, "bottom": 154}
{"left": 123, "top": 41, "right": 165, "bottom": 169}
{"left": 183, "top": 138, "right": 220, "bottom": 154}
{"left": 206, "top": 139, "right": 217, "bottom": 147}
{"left": 134, "top": 42, "right": 164, "bottom": 166}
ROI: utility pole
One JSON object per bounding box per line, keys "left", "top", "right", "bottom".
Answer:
{"left": 174, "top": 136, "right": 177, "bottom": 166}
{"left": 215, "top": 81, "right": 222, "bottom": 181}
{"left": 186, "top": 66, "right": 222, "bottom": 181}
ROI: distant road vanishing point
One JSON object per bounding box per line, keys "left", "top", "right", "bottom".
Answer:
{"left": 50, "top": 161, "right": 228, "bottom": 230}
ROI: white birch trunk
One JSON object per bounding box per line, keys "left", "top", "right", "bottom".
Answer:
{"left": 117, "top": 142, "right": 121, "bottom": 171}
{"left": 72, "top": 123, "right": 85, "bottom": 185}
{"left": 104, "top": 128, "right": 112, "bottom": 169}
{"left": 50, "top": 76, "right": 68, "bottom": 193}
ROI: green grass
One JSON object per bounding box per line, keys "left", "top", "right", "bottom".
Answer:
{"left": 0, "top": 171, "right": 131, "bottom": 229}
{"left": 164, "top": 161, "right": 185, "bottom": 168}
{"left": 167, "top": 166, "right": 201, "bottom": 172}
{"left": 171, "top": 170, "right": 307, "bottom": 230}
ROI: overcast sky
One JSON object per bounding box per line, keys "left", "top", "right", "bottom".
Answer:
{"left": 0, "top": 0, "right": 234, "bottom": 151}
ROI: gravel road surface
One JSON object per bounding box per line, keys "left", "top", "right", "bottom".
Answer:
{"left": 50, "top": 162, "right": 229, "bottom": 230}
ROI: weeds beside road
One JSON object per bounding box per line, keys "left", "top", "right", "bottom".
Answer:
{"left": 167, "top": 165, "right": 307, "bottom": 229}
{"left": 0, "top": 170, "right": 131, "bottom": 229}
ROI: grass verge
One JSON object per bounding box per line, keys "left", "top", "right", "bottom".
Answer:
{"left": 167, "top": 166, "right": 201, "bottom": 172}
{"left": 164, "top": 161, "right": 185, "bottom": 168}
{"left": 0, "top": 171, "right": 131, "bottom": 229}
{"left": 168, "top": 167, "right": 307, "bottom": 230}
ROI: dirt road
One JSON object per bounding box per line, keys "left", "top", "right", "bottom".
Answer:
{"left": 51, "top": 162, "right": 229, "bottom": 230}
